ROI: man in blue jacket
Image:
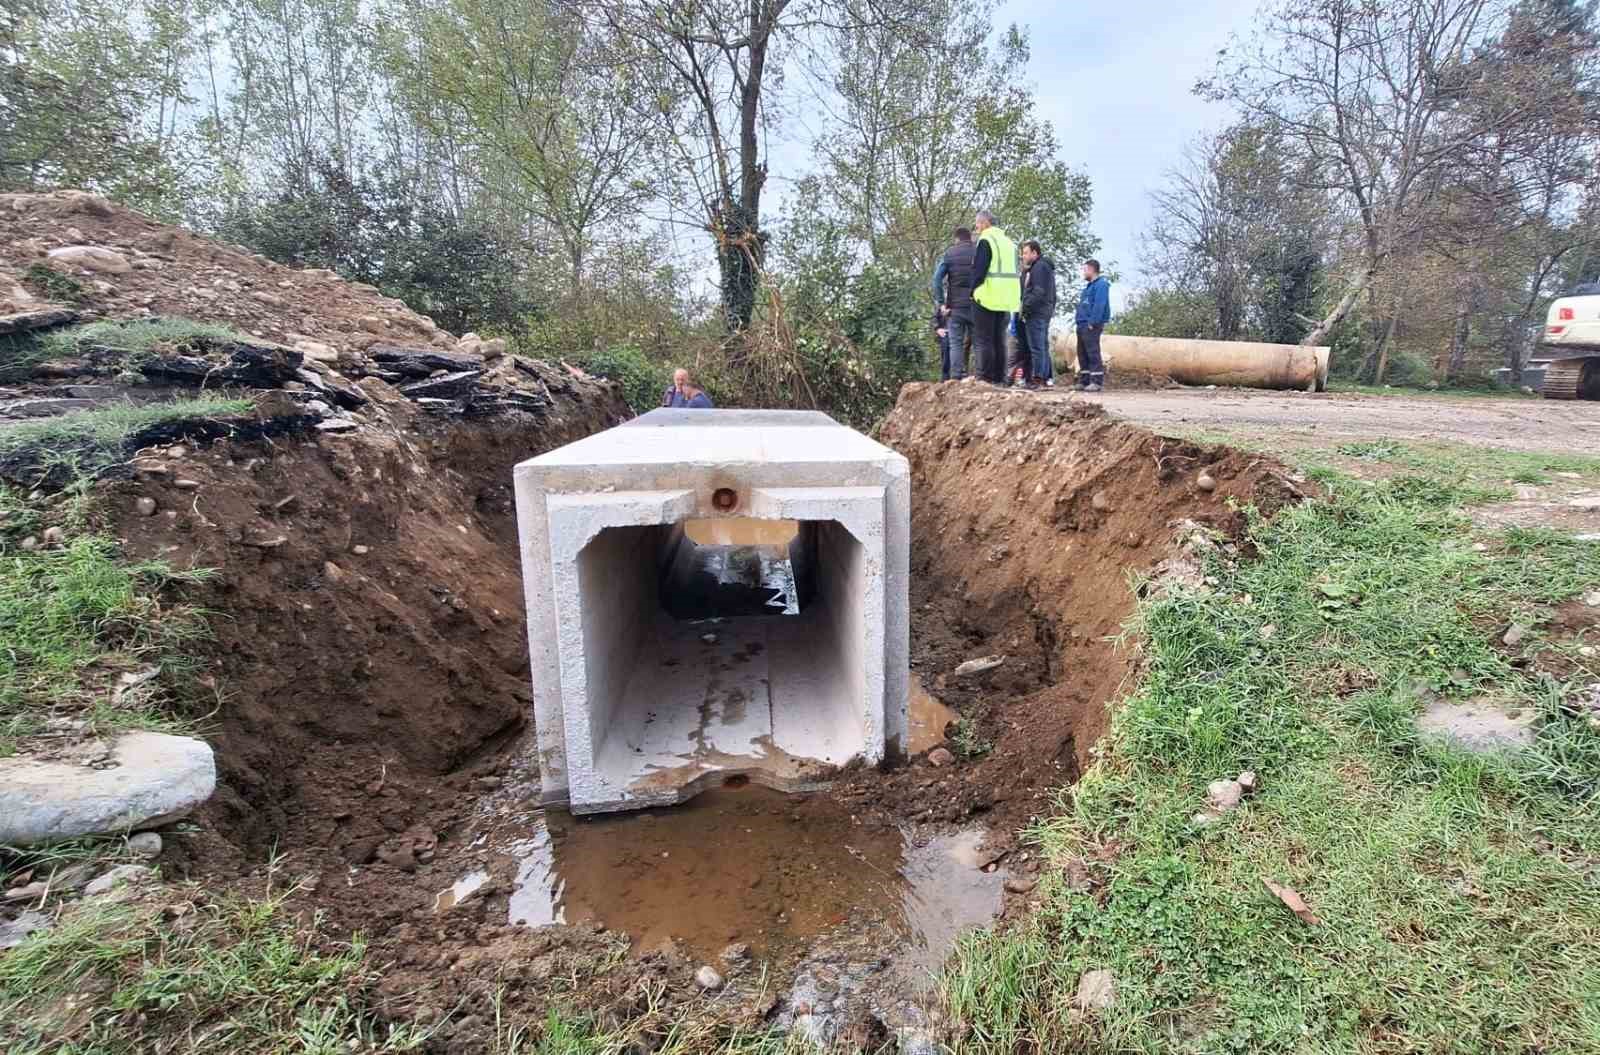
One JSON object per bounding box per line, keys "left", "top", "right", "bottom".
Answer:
{"left": 1074, "top": 259, "right": 1111, "bottom": 392}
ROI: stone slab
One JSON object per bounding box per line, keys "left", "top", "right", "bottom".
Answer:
{"left": 0, "top": 731, "right": 217, "bottom": 846}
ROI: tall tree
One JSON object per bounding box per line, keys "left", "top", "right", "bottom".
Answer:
{"left": 386, "top": 0, "right": 652, "bottom": 285}
{"left": 1204, "top": 0, "right": 1515, "bottom": 362}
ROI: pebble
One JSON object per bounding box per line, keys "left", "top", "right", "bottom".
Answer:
{"left": 701, "top": 632, "right": 719, "bottom": 645}
{"left": 135, "top": 497, "right": 157, "bottom": 517}
{"left": 173, "top": 479, "right": 201, "bottom": 491}
{"left": 695, "top": 965, "right": 724, "bottom": 990}
{"left": 1236, "top": 770, "right": 1258, "bottom": 793}
{"left": 1502, "top": 624, "right": 1528, "bottom": 647}
{"left": 1090, "top": 490, "right": 1111, "bottom": 511}
{"left": 42, "top": 526, "right": 63, "bottom": 545}
{"left": 1207, "top": 778, "right": 1244, "bottom": 811}
{"left": 126, "top": 831, "right": 163, "bottom": 858}
{"left": 927, "top": 747, "right": 955, "bottom": 767}
{"left": 1197, "top": 473, "right": 1217, "bottom": 492}
{"left": 953, "top": 655, "right": 1005, "bottom": 678}
{"left": 85, "top": 864, "right": 154, "bottom": 896}
{"left": 1074, "top": 969, "right": 1117, "bottom": 1011}
{"left": 352, "top": 544, "right": 370, "bottom": 555}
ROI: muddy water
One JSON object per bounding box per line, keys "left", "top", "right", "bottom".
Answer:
{"left": 908, "top": 675, "right": 959, "bottom": 755}
{"left": 452, "top": 786, "right": 1003, "bottom": 967}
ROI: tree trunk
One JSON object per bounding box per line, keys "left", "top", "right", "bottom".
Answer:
{"left": 1301, "top": 264, "right": 1376, "bottom": 347}
{"left": 1445, "top": 299, "right": 1471, "bottom": 383}
{"left": 1372, "top": 312, "right": 1399, "bottom": 384}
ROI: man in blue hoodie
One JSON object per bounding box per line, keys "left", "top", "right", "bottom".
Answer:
{"left": 1074, "top": 259, "right": 1111, "bottom": 392}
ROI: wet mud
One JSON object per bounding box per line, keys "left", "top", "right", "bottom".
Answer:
{"left": 441, "top": 783, "right": 1004, "bottom": 968}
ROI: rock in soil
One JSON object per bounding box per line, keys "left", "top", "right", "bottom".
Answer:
{"left": 1237, "top": 769, "right": 1259, "bottom": 793}
{"left": 1075, "top": 968, "right": 1117, "bottom": 1011}
{"left": 952, "top": 655, "right": 1005, "bottom": 678}
{"left": 0, "top": 731, "right": 216, "bottom": 846}
{"left": 1003, "top": 876, "right": 1038, "bottom": 894}
{"left": 126, "top": 831, "right": 163, "bottom": 858}
{"left": 926, "top": 747, "right": 955, "bottom": 767}
{"left": 695, "top": 965, "right": 724, "bottom": 990}
{"left": 0, "top": 910, "right": 51, "bottom": 949}
{"left": 85, "top": 864, "right": 154, "bottom": 896}
{"left": 1206, "top": 778, "right": 1244, "bottom": 812}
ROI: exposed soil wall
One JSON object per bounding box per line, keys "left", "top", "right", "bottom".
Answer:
{"left": 106, "top": 392, "right": 629, "bottom": 876}
{"left": 848, "top": 382, "right": 1308, "bottom": 833}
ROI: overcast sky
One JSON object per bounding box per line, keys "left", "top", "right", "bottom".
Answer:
{"left": 992, "top": 0, "right": 1264, "bottom": 303}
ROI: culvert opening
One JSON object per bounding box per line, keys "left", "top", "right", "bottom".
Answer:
{"left": 571, "top": 515, "right": 870, "bottom": 810}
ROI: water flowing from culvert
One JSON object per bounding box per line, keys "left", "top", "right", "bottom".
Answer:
{"left": 441, "top": 784, "right": 1004, "bottom": 968}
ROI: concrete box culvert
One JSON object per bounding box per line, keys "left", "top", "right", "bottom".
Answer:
{"left": 514, "top": 408, "right": 911, "bottom": 815}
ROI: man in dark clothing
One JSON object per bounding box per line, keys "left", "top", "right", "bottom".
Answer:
{"left": 931, "top": 308, "right": 953, "bottom": 380}
{"left": 969, "top": 210, "right": 1021, "bottom": 384}
{"left": 1074, "top": 259, "right": 1111, "bottom": 392}
{"left": 1020, "top": 240, "right": 1057, "bottom": 388}
{"left": 931, "top": 226, "right": 975, "bottom": 380}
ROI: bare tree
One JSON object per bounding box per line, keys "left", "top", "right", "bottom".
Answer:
{"left": 1204, "top": 0, "right": 1515, "bottom": 367}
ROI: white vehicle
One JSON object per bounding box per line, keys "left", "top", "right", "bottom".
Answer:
{"left": 1537, "top": 285, "right": 1600, "bottom": 399}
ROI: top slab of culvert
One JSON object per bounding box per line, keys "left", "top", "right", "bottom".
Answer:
{"left": 521, "top": 408, "right": 901, "bottom": 470}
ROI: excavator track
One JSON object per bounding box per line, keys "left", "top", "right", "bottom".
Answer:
{"left": 1540, "top": 356, "right": 1600, "bottom": 400}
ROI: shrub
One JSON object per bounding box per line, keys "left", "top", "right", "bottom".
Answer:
{"left": 570, "top": 344, "right": 672, "bottom": 415}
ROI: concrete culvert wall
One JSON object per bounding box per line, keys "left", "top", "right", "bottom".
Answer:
{"left": 515, "top": 408, "right": 911, "bottom": 814}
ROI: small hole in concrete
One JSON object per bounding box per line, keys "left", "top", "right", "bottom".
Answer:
{"left": 712, "top": 487, "right": 738, "bottom": 511}
{"left": 722, "top": 774, "right": 750, "bottom": 789}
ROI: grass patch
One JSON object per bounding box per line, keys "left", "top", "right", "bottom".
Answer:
{"left": 34, "top": 318, "right": 250, "bottom": 365}
{"left": 943, "top": 471, "right": 1600, "bottom": 1052}
{"left": 0, "top": 519, "right": 212, "bottom": 756}
{"left": 22, "top": 262, "right": 87, "bottom": 304}
{"left": 0, "top": 879, "right": 436, "bottom": 1054}
{"left": 0, "top": 396, "right": 253, "bottom": 486}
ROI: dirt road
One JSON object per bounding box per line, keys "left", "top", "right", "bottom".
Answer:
{"left": 1043, "top": 387, "right": 1600, "bottom": 454}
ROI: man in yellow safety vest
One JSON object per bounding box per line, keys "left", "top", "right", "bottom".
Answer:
{"left": 970, "top": 209, "right": 1021, "bottom": 384}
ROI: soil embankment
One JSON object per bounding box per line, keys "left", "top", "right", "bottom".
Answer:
{"left": 2, "top": 191, "right": 1311, "bottom": 1051}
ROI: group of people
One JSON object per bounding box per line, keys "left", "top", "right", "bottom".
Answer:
{"left": 931, "top": 209, "right": 1111, "bottom": 392}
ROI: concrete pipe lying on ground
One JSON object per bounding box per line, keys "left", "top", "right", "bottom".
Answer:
{"left": 515, "top": 408, "right": 910, "bottom": 815}
{"left": 1053, "top": 331, "right": 1331, "bottom": 391}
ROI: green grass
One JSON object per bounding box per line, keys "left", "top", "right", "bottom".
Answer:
{"left": 33, "top": 318, "right": 249, "bottom": 364}
{"left": 0, "top": 878, "right": 437, "bottom": 1054}
{"left": 0, "top": 506, "right": 213, "bottom": 756}
{"left": 0, "top": 396, "right": 253, "bottom": 484}
{"left": 941, "top": 468, "right": 1600, "bottom": 1052}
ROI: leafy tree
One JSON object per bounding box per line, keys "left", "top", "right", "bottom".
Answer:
{"left": 0, "top": 0, "right": 195, "bottom": 215}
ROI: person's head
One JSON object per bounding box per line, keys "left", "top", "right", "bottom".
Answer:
{"left": 673, "top": 368, "right": 690, "bottom": 391}
{"left": 953, "top": 225, "right": 972, "bottom": 243}
{"left": 1082, "top": 258, "right": 1101, "bottom": 282}
{"left": 1021, "top": 240, "right": 1041, "bottom": 265}
{"left": 974, "top": 209, "right": 994, "bottom": 232}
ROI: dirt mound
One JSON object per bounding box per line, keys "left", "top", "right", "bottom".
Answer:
{"left": 837, "top": 381, "right": 1308, "bottom": 835}
{"left": 1, "top": 190, "right": 451, "bottom": 352}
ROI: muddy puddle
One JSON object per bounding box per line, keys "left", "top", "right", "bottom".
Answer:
{"left": 446, "top": 785, "right": 1004, "bottom": 972}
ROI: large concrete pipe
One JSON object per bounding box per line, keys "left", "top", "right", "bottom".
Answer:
{"left": 1053, "top": 331, "right": 1331, "bottom": 391}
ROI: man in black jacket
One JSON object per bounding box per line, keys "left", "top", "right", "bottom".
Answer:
{"left": 931, "top": 226, "right": 976, "bottom": 380}
{"left": 1019, "top": 240, "right": 1057, "bottom": 388}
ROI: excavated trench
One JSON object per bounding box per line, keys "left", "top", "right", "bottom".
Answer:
{"left": 109, "top": 383, "right": 1302, "bottom": 1048}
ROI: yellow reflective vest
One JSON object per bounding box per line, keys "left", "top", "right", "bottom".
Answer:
{"left": 973, "top": 226, "right": 1021, "bottom": 312}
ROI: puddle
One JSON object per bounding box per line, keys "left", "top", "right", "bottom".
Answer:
{"left": 908, "top": 675, "right": 959, "bottom": 755}
{"left": 447, "top": 785, "right": 1004, "bottom": 969}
